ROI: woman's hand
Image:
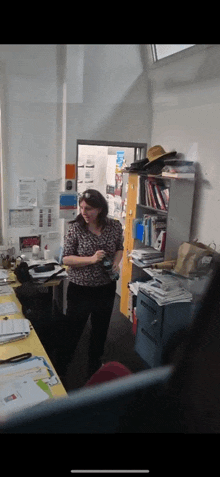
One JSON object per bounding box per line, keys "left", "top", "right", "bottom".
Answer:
{"left": 92, "top": 250, "right": 106, "bottom": 264}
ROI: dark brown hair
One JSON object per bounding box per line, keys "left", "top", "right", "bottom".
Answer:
{"left": 74, "top": 189, "right": 109, "bottom": 229}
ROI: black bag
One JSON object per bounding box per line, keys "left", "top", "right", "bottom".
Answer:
{"left": 14, "top": 261, "right": 32, "bottom": 283}
{"left": 14, "top": 262, "right": 51, "bottom": 322}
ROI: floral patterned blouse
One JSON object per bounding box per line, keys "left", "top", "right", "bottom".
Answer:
{"left": 63, "top": 217, "right": 124, "bottom": 286}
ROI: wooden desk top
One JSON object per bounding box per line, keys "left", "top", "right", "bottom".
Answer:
{"left": 0, "top": 282, "right": 66, "bottom": 399}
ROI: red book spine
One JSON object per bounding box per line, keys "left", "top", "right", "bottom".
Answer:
{"left": 148, "top": 181, "right": 157, "bottom": 209}
{"left": 154, "top": 184, "right": 166, "bottom": 210}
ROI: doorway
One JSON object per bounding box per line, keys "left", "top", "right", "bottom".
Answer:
{"left": 76, "top": 140, "right": 147, "bottom": 296}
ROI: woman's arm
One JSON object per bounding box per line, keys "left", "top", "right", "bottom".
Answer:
{"left": 63, "top": 250, "right": 106, "bottom": 268}
{"left": 112, "top": 250, "right": 123, "bottom": 273}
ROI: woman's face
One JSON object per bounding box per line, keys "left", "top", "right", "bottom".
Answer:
{"left": 80, "top": 200, "right": 101, "bottom": 225}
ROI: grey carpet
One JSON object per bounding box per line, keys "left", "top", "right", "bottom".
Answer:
{"left": 64, "top": 293, "right": 147, "bottom": 392}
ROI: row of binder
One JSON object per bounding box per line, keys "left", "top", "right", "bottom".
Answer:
{"left": 133, "top": 215, "right": 167, "bottom": 251}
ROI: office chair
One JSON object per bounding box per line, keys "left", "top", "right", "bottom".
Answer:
{"left": 1, "top": 257, "right": 220, "bottom": 433}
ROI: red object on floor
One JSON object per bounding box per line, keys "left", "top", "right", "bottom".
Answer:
{"left": 85, "top": 361, "right": 132, "bottom": 387}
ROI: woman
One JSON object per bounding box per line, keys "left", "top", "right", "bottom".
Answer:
{"left": 62, "top": 189, "right": 124, "bottom": 378}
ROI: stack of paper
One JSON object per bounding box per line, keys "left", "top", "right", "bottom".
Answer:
{"left": 0, "top": 285, "right": 14, "bottom": 296}
{"left": 129, "top": 281, "right": 144, "bottom": 296}
{"left": 129, "top": 247, "right": 164, "bottom": 268}
{"left": 0, "top": 302, "right": 19, "bottom": 316}
{"left": 139, "top": 275, "right": 192, "bottom": 306}
{"left": 0, "top": 270, "right": 8, "bottom": 281}
{"left": 0, "top": 318, "right": 30, "bottom": 344}
{"left": 0, "top": 355, "right": 59, "bottom": 386}
{"left": 129, "top": 270, "right": 163, "bottom": 295}
{"left": 0, "top": 270, "right": 16, "bottom": 285}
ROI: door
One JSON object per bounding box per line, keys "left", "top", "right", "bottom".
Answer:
{"left": 76, "top": 141, "right": 147, "bottom": 297}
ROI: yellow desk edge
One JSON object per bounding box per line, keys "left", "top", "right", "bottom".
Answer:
{"left": 0, "top": 274, "right": 67, "bottom": 398}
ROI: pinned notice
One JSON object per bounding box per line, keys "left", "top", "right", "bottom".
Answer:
{"left": 59, "top": 192, "right": 78, "bottom": 219}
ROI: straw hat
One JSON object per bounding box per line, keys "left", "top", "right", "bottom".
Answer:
{"left": 147, "top": 145, "right": 177, "bottom": 163}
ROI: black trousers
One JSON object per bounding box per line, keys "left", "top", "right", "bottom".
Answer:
{"left": 55, "top": 281, "right": 116, "bottom": 376}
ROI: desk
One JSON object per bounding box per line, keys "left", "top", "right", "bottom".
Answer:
{"left": 0, "top": 278, "right": 66, "bottom": 399}
{"left": 9, "top": 265, "right": 68, "bottom": 315}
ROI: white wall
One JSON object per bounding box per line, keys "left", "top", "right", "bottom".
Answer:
{"left": 0, "top": 45, "right": 63, "bottom": 256}
{"left": 2, "top": 44, "right": 220, "bottom": 257}
{"left": 0, "top": 44, "right": 152, "bottom": 256}
{"left": 65, "top": 44, "right": 151, "bottom": 163}
{"left": 148, "top": 45, "right": 220, "bottom": 251}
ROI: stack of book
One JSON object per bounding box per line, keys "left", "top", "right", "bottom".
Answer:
{"left": 145, "top": 178, "right": 169, "bottom": 210}
{"left": 129, "top": 247, "right": 164, "bottom": 268}
{"left": 161, "top": 164, "right": 195, "bottom": 179}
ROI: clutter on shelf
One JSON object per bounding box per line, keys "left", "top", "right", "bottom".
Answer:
{"left": 132, "top": 216, "right": 167, "bottom": 250}
{"left": 131, "top": 273, "right": 192, "bottom": 306}
{"left": 129, "top": 247, "right": 164, "bottom": 268}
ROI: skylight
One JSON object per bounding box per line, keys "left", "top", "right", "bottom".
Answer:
{"left": 152, "top": 44, "right": 196, "bottom": 62}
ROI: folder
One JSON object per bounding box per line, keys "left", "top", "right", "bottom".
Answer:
{"left": 136, "top": 223, "right": 144, "bottom": 242}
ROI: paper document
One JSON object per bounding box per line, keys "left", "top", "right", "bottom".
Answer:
{"left": 0, "top": 318, "right": 30, "bottom": 336}
{"left": 0, "top": 355, "right": 60, "bottom": 386}
{"left": 0, "top": 302, "right": 19, "bottom": 316}
{"left": 18, "top": 178, "right": 37, "bottom": 207}
{"left": 0, "top": 318, "right": 30, "bottom": 344}
{"left": 0, "top": 376, "right": 49, "bottom": 418}
{"left": 0, "top": 270, "right": 8, "bottom": 280}
{"left": 129, "top": 282, "right": 143, "bottom": 296}
{"left": 0, "top": 286, "right": 14, "bottom": 296}
{"left": 9, "top": 208, "right": 34, "bottom": 227}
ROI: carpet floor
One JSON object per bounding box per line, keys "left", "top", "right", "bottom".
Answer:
{"left": 29, "top": 291, "right": 147, "bottom": 393}
{"left": 63, "top": 293, "right": 147, "bottom": 392}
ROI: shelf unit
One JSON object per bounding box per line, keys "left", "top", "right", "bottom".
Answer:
{"left": 137, "top": 173, "right": 195, "bottom": 260}
{"left": 120, "top": 171, "right": 195, "bottom": 318}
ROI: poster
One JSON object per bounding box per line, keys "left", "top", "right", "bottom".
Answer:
{"left": 9, "top": 209, "right": 34, "bottom": 228}
{"left": 18, "top": 178, "right": 37, "bottom": 207}
{"left": 44, "top": 179, "right": 61, "bottom": 206}
{"left": 77, "top": 156, "right": 95, "bottom": 192}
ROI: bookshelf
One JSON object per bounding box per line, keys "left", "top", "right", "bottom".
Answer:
{"left": 120, "top": 171, "right": 195, "bottom": 318}
{"left": 137, "top": 172, "right": 195, "bottom": 260}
